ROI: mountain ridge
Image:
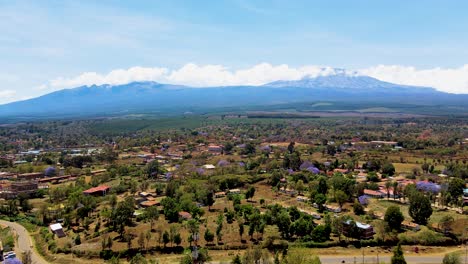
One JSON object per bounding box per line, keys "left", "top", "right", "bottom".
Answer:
{"left": 0, "top": 74, "right": 466, "bottom": 120}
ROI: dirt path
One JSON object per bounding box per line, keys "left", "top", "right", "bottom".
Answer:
{"left": 0, "top": 220, "right": 49, "bottom": 264}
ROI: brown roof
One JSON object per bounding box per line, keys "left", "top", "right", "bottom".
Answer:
{"left": 140, "top": 200, "right": 160, "bottom": 207}
{"left": 83, "top": 185, "right": 110, "bottom": 194}
{"left": 178, "top": 211, "right": 192, "bottom": 219}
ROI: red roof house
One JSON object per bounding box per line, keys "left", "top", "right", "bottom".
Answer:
{"left": 83, "top": 185, "right": 110, "bottom": 196}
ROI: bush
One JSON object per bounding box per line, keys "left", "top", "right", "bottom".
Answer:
{"left": 442, "top": 252, "right": 461, "bottom": 264}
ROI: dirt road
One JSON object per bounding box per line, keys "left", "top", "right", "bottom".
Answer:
{"left": 0, "top": 220, "right": 49, "bottom": 264}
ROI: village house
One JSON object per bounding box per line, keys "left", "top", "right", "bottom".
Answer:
{"left": 17, "top": 172, "right": 44, "bottom": 180}
{"left": 214, "top": 191, "right": 226, "bottom": 198}
{"left": 83, "top": 185, "right": 110, "bottom": 196}
{"left": 228, "top": 189, "right": 241, "bottom": 194}
{"left": 179, "top": 211, "right": 192, "bottom": 220}
{"left": 363, "top": 189, "right": 385, "bottom": 198}
{"left": 343, "top": 220, "right": 375, "bottom": 239}
{"left": 325, "top": 205, "right": 342, "bottom": 213}
{"left": 296, "top": 196, "right": 310, "bottom": 203}
{"left": 9, "top": 181, "right": 38, "bottom": 196}
{"left": 402, "top": 220, "right": 420, "bottom": 231}
{"left": 208, "top": 144, "right": 223, "bottom": 154}
{"left": 50, "top": 223, "right": 66, "bottom": 238}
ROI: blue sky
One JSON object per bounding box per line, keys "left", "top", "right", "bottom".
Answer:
{"left": 1, "top": 0, "right": 468, "bottom": 103}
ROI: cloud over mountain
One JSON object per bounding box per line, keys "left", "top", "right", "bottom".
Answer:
{"left": 39, "top": 63, "right": 468, "bottom": 94}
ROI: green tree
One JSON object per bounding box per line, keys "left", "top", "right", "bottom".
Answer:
{"left": 442, "top": 252, "right": 461, "bottom": 264}
{"left": 144, "top": 206, "right": 159, "bottom": 231}
{"left": 382, "top": 163, "right": 396, "bottom": 176}
{"left": 447, "top": 178, "right": 465, "bottom": 205}
{"left": 311, "top": 225, "right": 330, "bottom": 242}
{"left": 391, "top": 243, "right": 407, "bottom": 264}
{"left": 130, "top": 254, "right": 147, "bottom": 264}
{"left": 232, "top": 254, "right": 242, "bottom": 264}
{"left": 204, "top": 229, "right": 215, "bottom": 244}
{"left": 353, "top": 201, "right": 365, "bottom": 215}
{"left": 245, "top": 186, "right": 256, "bottom": 202}
{"left": 384, "top": 206, "right": 404, "bottom": 231}
{"left": 335, "top": 190, "right": 348, "bottom": 209}
{"left": 409, "top": 192, "right": 432, "bottom": 225}
{"left": 206, "top": 192, "right": 215, "bottom": 211}
{"left": 162, "top": 231, "right": 170, "bottom": 247}
{"left": 314, "top": 193, "right": 327, "bottom": 213}
{"left": 146, "top": 160, "right": 160, "bottom": 178}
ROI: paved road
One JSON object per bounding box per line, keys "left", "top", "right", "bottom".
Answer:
{"left": 320, "top": 255, "right": 444, "bottom": 264}
{"left": 0, "top": 220, "right": 49, "bottom": 264}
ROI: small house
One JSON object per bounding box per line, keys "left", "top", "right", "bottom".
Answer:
{"left": 50, "top": 223, "right": 66, "bottom": 238}
{"left": 83, "top": 185, "right": 110, "bottom": 196}
{"left": 179, "top": 211, "right": 192, "bottom": 220}
{"left": 214, "top": 192, "right": 226, "bottom": 198}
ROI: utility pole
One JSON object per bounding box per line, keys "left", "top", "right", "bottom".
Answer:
{"left": 362, "top": 248, "right": 365, "bottom": 264}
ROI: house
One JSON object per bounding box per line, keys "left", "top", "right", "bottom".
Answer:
{"left": 296, "top": 196, "right": 310, "bottom": 203}
{"left": 10, "top": 181, "right": 38, "bottom": 196}
{"left": 17, "top": 172, "right": 43, "bottom": 180}
{"left": 402, "top": 221, "right": 420, "bottom": 231}
{"left": 363, "top": 189, "right": 385, "bottom": 198}
{"left": 83, "top": 185, "right": 110, "bottom": 196}
{"left": 228, "top": 189, "right": 241, "bottom": 194}
{"left": 325, "top": 205, "right": 342, "bottom": 213}
{"left": 343, "top": 220, "right": 375, "bottom": 239}
{"left": 179, "top": 211, "right": 192, "bottom": 220}
{"left": 214, "top": 192, "right": 226, "bottom": 198}
{"left": 50, "top": 223, "right": 66, "bottom": 238}
{"left": 280, "top": 188, "right": 297, "bottom": 196}
{"left": 208, "top": 145, "right": 223, "bottom": 153}
{"left": 140, "top": 200, "right": 160, "bottom": 208}
{"left": 202, "top": 164, "right": 216, "bottom": 170}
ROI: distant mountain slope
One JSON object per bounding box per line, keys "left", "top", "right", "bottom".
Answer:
{"left": 0, "top": 74, "right": 466, "bottom": 120}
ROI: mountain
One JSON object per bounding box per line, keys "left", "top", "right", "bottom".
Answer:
{"left": 0, "top": 73, "right": 466, "bottom": 120}
{"left": 266, "top": 72, "right": 435, "bottom": 91}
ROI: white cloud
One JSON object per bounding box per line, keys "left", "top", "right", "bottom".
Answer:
{"left": 0, "top": 89, "right": 17, "bottom": 104}
{"left": 40, "top": 63, "right": 468, "bottom": 94}
{"left": 0, "top": 89, "right": 16, "bottom": 98}
{"left": 358, "top": 64, "right": 468, "bottom": 94}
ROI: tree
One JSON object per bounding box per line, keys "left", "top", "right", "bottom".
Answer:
{"left": 438, "top": 215, "right": 455, "bottom": 234}
{"left": 112, "top": 197, "right": 135, "bottom": 237}
{"left": 276, "top": 211, "right": 291, "bottom": 239}
{"left": 391, "top": 243, "right": 407, "bottom": 264}
{"left": 173, "top": 233, "right": 182, "bottom": 246}
{"left": 335, "top": 190, "right": 348, "bottom": 209}
{"left": 130, "top": 254, "right": 148, "bottom": 264}
{"left": 384, "top": 206, "right": 404, "bottom": 231}
{"left": 296, "top": 180, "right": 305, "bottom": 195}
{"left": 245, "top": 186, "right": 256, "bottom": 202}
{"left": 409, "top": 192, "right": 432, "bottom": 225}
{"left": 238, "top": 220, "right": 245, "bottom": 241}
{"left": 144, "top": 206, "right": 159, "bottom": 231}
{"left": 161, "top": 197, "right": 180, "bottom": 222}
{"left": 311, "top": 225, "right": 330, "bottom": 242}
{"left": 382, "top": 163, "right": 396, "bottom": 176}
{"left": 314, "top": 193, "right": 327, "bottom": 213}
{"left": 353, "top": 201, "right": 365, "bottom": 215}
{"left": 206, "top": 192, "right": 215, "bottom": 211}
{"left": 204, "top": 229, "right": 215, "bottom": 244}
{"left": 138, "top": 232, "right": 146, "bottom": 249}
{"left": 232, "top": 254, "right": 242, "bottom": 264}
{"left": 162, "top": 231, "right": 170, "bottom": 247}
{"left": 442, "top": 252, "right": 461, "bottom": 264}
{"left": 385, "top": 181, "right": 393, "bottom": 199}
{"left": 146, "top": 160, "right": 160, "bottom": 178}
{"left": 317, "top": 177, "right": 328, "bottom": 195}
{"left": 447, "top": 178, "right": 465, "bottom": 205}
